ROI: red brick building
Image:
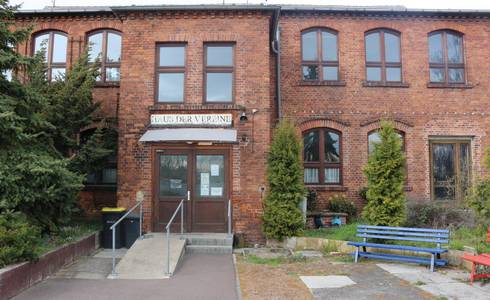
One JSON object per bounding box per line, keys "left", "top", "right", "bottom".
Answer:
{"left": 13, "top": 5, "right": 490, "bottom": 242}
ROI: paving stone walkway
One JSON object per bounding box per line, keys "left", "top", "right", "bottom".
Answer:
{"left": 377, "top": 263, "right": 490, "bottom": 300}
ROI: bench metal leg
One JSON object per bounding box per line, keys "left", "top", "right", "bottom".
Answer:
{"left": 354, "top": 247, "right": 359, "bottom": 263}
{"left": 430, "top": 254, "right": 435, "bottom": 272}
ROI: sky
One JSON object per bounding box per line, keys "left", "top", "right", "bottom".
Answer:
{"left": 9, "top": 0, "right": 490, "bottom": 10}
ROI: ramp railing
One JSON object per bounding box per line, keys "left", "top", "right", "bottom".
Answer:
{"left": 165, "top": 199, "right": 185, "bottom": 276}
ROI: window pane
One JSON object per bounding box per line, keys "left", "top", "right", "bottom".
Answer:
{"left": 448, "top": 68, "right": 464, "bottom": 83}
{"left": 52, "top": 34, "right": 67, "bottom": 63}
{"left": 429, "top": 33, "right": 443, "bottom": 63}
{"left": 160, "top": 155, "right": 188, "bottom": 197}
{"left": 304, "top": 168, "right": 319, "bottom": 184}
{"left": 303, "top": 130, "right": 319, "bottom": 162}
{"left": 460, "top": 143, "right": 470, "bottom": 195}
{"left": 432, "top": 143, "right": 455, "bottom": 200}
{"left": 106, "top": 67, "right": 120, "bottom": 82}
{"left": 430, "top": 68, "right": 445, "bottom": 82}
{"left": 88, "top": 33, "right": 103, "bottom": 62}
{"left": 365, "top": 32, "right": 381, "bottom": 62}
{"left": 321, "top": 31, "right": 337, "bottom": 61}
{"left": 384, "top": 32, "right": 400, "bottom": 63}
{"left": 159, "top": 46, "right": 185, "bottom": 67}
{"left": 324, "top": 168, "right": 340, "bottom": 184}
{"left": 368, "top": 132, "right": 381, "bottom": 154}
{"left": 206, "top": 46, "right": 233, "bottom": 66}
{"left": 206, "top": 73, "right": 232, "bottom": 102}
{"left": 302, "top": 65, "right": 318, "bottom": 80}
{"left": 34, "top": 33, "right": 49, "bottom": 62}
{"left": 386, "top": 67, "right": 401, "bottom": 82}
{"left": 447, "top": 33, "right": 463, "bottom": 64}
{"left": 196, "top": 155, "right": 225, "bottom": 197}
{"left": 366, "top": 67, "right": 381, "bottom": 81}
{"left": 322, "top": 66, "right": 338, "bottom": 81}
{"left": 106, "top": 33, "right": 121, "bottom": 63}
{"left": 302, "top": 31, "right": 317, "bottom": 61}
{"left": 158, "top": 73, "right": 184, "bottom": 102}
{"left": 3, "top": 69, "right": 12, "bottom": 81}
{"left": 324, "top": 131, "right": 340, "bottom": 163}
{"left": 51, "top": 68, "right": 65, "bottom": 81}
{"left": 102, "top": 168, "right": 117, "bottom": 184}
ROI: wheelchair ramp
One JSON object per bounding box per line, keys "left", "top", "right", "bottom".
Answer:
{"left": 109, "top": 233, "right": 186, "bottom": 279}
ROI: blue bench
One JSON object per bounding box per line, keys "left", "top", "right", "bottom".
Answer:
{"left": 347, "top": 225, "right": 450, "bottom": 272}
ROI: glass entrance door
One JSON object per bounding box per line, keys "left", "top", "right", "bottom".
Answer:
{"left": 156, "top": 149, "right": 228, "bottom": 232}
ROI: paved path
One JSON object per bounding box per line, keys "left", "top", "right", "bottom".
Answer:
{"left": 14, "top": 254, "right": 238, "bottom": 300}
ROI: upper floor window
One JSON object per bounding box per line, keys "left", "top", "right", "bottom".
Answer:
{"left": 204, "top": 44, "right": 234, "bottom": 102}
{"left": 33, "top": 31, "right": 67, "bottom": 81}
{"left": 303, "top": 128, "right": 342, "bottom": 185}
{"left": 301, "top": 28, "right": 339, "bottom": 81}
{"left": 365, "top": 29, "right": 402, "bottom": 83}
{"left": 156, "top": 44, "right": 186, "bottom": 103}
{"left": 428, "top": 30, "right": 464, "bottom": 84}
{"left": 87, "top": 30, "right": 122, "bottom": 83}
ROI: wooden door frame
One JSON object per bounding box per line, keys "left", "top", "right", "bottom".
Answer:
{"left": 151, "top": 143, "right": 232, "bottom": 232}
{"left": 429, "top": 139, "right": 472, "bottom": 203}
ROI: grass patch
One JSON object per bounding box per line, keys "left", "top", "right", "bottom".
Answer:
{"left": 36, "top": 217, "right": 101, "bottom": 255}
{"left": 322, "top": 241, "right": 339, "bottom": 255}
{"left": 245, "top": 254, "right": 307, "bottom": 266}
{"left": 303, "top": 221, "right": 361, "bottom": 241}
{"left": 415, "top": 280, "right": 426, "bottom": 286}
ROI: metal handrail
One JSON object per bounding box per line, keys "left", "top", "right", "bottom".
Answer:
{"left": 165, "top": 199, "right": 185, "bottom": 276}
{"left": 110, "top": 199, "right": 144, "bottom": 277}
{"left": 227, "top": 199, "right": 232, "bottom": 236}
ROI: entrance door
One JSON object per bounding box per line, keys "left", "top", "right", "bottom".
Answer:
{"left": 156, "top": 149, "right": 229, "bottom": 232}
{"left": 430, "top": 140, "right": 471, "bottom": 202}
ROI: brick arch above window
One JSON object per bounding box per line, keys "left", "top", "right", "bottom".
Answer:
{"left": 299, "top": 118, "right": 349, "bottom": 133}
{"left": 360, "top": 118, "right": 412, "bottom": 134}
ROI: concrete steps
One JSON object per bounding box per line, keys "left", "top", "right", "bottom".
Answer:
{"left": 109, "top": 233, "right": 186, "bottom": 279}
{"left": 181, "top": 233, "right": 233, "bottom": 254}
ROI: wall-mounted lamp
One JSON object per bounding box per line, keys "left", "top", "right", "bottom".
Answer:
{"left": 239, "top": 112, "right": 248, "bottom": 122}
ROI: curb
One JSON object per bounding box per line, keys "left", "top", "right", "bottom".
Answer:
{"left": 232, "top": 254, "right": 244, "bottom": 300}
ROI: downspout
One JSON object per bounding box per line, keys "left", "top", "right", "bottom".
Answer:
{"left": 271, "top": 7, "right": 281, "bottom": 120}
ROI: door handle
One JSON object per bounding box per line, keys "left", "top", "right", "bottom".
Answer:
{"left": 187, "top": 191, "right": 190, "bottom": 201}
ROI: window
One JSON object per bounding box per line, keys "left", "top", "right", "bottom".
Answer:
{"left": 156, "top": 44, "right": 186, "bottom": 102}
{"left": 428, "top": 31, "right": 465, "bottom": 84}
{"left": 368, "top": 130, "right": 405, "bottom": 154}
{"left": 301, "top": 28, "right": 339, "bottom": 81}
{"left": 87, "top": 30, "right": 122, "bottom": 83}
{"left": 365, "top": 29, "right": 402, "bottom": 83}
{"left": 303, "top": 128, "right": 342, "bottom": 185}
{"left": 33, "top": 31, "right": 68, "bottom": 81}
{"left": 80, "top": 128, "right": 117, "bottom": 186}
{"left": 204, "top": 44, "right": 234, "bottom": 102}
{"left": 430, "top": 140, "right": 470, "bottom": 201}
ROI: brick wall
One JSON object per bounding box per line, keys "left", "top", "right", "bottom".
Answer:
{"left": 279, "top": 12, "right": 490, "bottom": 210}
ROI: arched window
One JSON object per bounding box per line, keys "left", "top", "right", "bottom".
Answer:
{"left": 301, "top": 28, "right": 339, "bottom": 81}
{"left": 428, "top": 30, "right": 464, "bottom": 84}
{"left": 303, "top": 128, "right": 342, "bottom": 185}
{"left": 368, "top": 130, "right": 405, "bottom": 154}
{"left": 33, "top": 31, "right": 68, "bottom": 81}
{"left": 365, "top": 29, "right": 402, "bottom": 83}
{"left": 87, "top": 30, "right": 122, "bottom": 82}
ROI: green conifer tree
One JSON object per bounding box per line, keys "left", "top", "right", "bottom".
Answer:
{"left": 262, "top": 120, "right": 306, "bottom": 240}
{"left": 362, "top": 121, "right": 406, "bottom": 226}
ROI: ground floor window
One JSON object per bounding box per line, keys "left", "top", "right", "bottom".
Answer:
{"left": 430, "top": 139, "right": 471, "bottom": 201}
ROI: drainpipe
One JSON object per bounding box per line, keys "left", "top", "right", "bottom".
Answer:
{"left": 271, "top": 8, "right": 281, "bottom": 120}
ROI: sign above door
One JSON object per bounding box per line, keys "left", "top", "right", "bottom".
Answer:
{"left": 150, "top": 114, "right": 233, "bottom": 127}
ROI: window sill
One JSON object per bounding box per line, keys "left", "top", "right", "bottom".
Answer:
{"left": 299, "top": 80, "right": 346, "bottom": 87}
{"left": 362, "top": 81, "right": 410, "bottom": 88}
{"left": 95, "top": 82, "right": 120, "bottom": 88}
{"left": 306, "top": 185, "right": 347, "bottom": 192}
{"left": 426, "top": 82, "right": 473, "bottom": 89}
{"left": 83, "top": 184, "right": 117, "bottom": 191}
{"left": 149, "top": 103, "right": 245, "bottom": 112}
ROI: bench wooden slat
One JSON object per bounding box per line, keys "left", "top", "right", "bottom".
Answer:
{"left": 358, "top": 225, "right": 449, "bottom": 234}
{"left": 356, "top": 233, "right": 449, "bottom": 244}
{"left": 358, "top": 229, "right": 449, "bottom": 239}
{"left": 347, "top": 241, "right": 448, "bottom": 253}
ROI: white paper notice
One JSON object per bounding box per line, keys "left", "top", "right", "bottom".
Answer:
{"left": 210, "top": 164, "right": 220, "bottom": 176}
{"left": 170, "top": 179, "right": 182, "bottom": 189}
{"left": 211, "top": 187, "right": 223, "bottom": 196}
{"left": 200, "top": 173, "right": 210, "bottom": 196}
